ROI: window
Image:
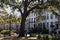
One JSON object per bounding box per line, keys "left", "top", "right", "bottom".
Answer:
{"left": 47, "top": 14, "right": 49, "bottom": 19}
{"left": 47, "top": 22, "right": 49, "bottom": 27}
{"left": 30, "top": 18, "right": 33, "bottom": 21}
{"left": 51, "top": 14, "right": 53, "bottom": 19}
{"left": 50, "top": 22, "right": 54, "bottom": 27}
{"left": 40, "top": 0, "right": 42, "bottom": 1}
{"left": 35, "top": 13, "right": 37, "bottom": 16}
{"left": 34, "top": 18, "right": 35, "bottom": 20}
{"left": 43, "top": 23, "right": 45, "bottom": 28}
{"left": 55, "top": 15, "right": 57, "bottom": 18}
{"left": 55, "top": 22, "right": 59, "bottom": 28}
{"left": 42, "top": 16, "right": 46, "bottom": 20}
{"left": 51, "top": 22, "right": 53, "bottom": 25}
{"left": 59, "top": 31, "right": 60, "bottom": 34}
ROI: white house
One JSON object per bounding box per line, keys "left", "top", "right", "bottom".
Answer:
{"left": 40, "top": 11, "right": 59, "bottom": 33}
{"left": 25, "top": 11, "right": 38, "bottom": 32}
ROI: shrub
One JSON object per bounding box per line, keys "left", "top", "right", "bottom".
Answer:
{"left": 0, "top": 29, "right": 3, "bottom": 32}
{"left": 52, "top": 37, "right": 56, "bottom": 40}
{"left": 31, "top": 34, "right": 37, "bottom": 37}
{"left": 0, "top": 30, "right": 10, "bottom": 34}
{"left": 43, "top": 36, "right": 49, "bottom": 40}
{"left": 37, "top": 34, "right": 41, "bottom": 39}
{"left": 40, "top": 34, "right": 43, "bottom": 38}
{"left": 57, "top": 38, "right": 60, "bottom": 40}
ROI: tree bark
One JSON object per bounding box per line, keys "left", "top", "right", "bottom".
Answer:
{"left": 18, "top": 0, "right": 38, "bottom": 37}
{"left": 18, "top": 14, "right": 26, "bottom": 37}
{"left": 18, "top": 0, "right": 28, "bottom": 37}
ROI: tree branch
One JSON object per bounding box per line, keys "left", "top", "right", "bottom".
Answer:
{"left": 26, "top": 5, "right": 38, "bottom": 17}
{"left": 8, "top": 0, "right": 23, "bottom": 14}
{"left": 27, "top": 5, "right": 38, "bottom": 13}
{"left": 16, "top": 6, "right": 23, "bottom": 14}
{"left": 28, "top": 0, "right": 37, "bottom": 6}
{"left": 52, "top": 10, "right": 60, "bottom": 17}
{"left": 9, "top": 4, "right": 23, "bottom": 15}
{"left": 28, "top": 0, "right": 32, "bottom": 6}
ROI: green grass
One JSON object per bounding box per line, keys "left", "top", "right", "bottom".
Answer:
{"left": 0, "top": 34, "right": 60, "bottom": 40}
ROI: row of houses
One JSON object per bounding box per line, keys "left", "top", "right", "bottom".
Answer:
{"left": 0, "top": 10, "right": 60, "bottom": 34}
{"left": 25, "top": 10, "right": 60, "bottom": 34}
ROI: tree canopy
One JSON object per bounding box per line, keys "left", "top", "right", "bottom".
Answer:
{"left": 0, "top": 0, "right": 60, "bottom": 37}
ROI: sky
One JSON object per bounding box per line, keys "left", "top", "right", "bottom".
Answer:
{"left": 4, "top": 5, "right": 21, "bottom": 17}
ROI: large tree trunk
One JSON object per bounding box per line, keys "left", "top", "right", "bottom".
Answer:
{"left": 19, "top": 14, "right": 26, "bottom": 37}
{"left": 18, "top": 0, "right": 28, "bottom": 37}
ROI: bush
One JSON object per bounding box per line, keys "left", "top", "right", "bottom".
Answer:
{"left": 43, "top": 36, "right": 49, "bottom": 40}
{"left": 37, "top": 34, "right": 41, "bottom": 39}
{"left": 52, "top": 37, "right": 57, "bottom": 40}
{"left": 31, "top": 34, "right": 38, "bottom": 37}
{"left": 0, "top": 30, "right": 10, "bottom": 34}
{"left": 57, "top": 38, "right": 60, "bottom": 40}
{"left": 0, "top": 29, "right": 2, "bottom": 32}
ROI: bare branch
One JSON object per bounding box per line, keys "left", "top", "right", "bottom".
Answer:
{"left": 17, "top": 6, "right": 23, "bottom": 14}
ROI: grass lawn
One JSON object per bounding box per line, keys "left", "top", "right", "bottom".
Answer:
{"left": 0, "top": 34, "right": 60, "bottom": 40}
